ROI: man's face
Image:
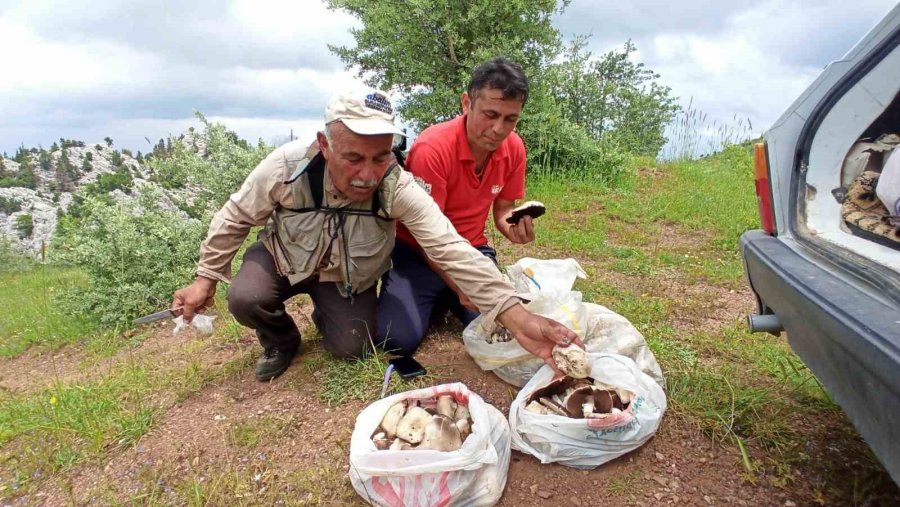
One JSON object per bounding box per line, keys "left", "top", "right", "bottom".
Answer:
{"left": 318, "top": 122, "right": 394, "bottom": 202}
{"left": 461, "top": 87, "right": 525, "bottom": 154}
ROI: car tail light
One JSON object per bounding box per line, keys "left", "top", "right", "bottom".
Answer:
{"left": 754, "top": 142, "right": 776, "bottom": 235}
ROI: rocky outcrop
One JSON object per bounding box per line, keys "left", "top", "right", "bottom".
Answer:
{"left": 0, "top": 142, "right": 174, "bottom": 257}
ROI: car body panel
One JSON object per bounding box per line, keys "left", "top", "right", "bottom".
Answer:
{"left": 741, "top": 231, "right": 900, "bottom": 483}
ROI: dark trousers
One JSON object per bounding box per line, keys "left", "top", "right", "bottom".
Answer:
{"left": 227, "top": 242, "right": 377, "bottom": 359}
{"left": 376, "top": 241, "right": 497, "bottom": 356}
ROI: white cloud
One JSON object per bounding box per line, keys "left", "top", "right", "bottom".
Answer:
{"left": 556, "top": 0, "right": 897, "bottom": 151}
{"left": 0, "top": 0, "right": 897, "bottom": 155}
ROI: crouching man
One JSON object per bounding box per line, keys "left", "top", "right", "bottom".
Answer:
{"left": 171, "top": 87, "right": 577, "bottom": 381}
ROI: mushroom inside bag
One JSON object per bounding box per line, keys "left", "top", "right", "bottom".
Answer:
{"left": 509, "top": 353, "right": 667, "bottom": 470}
{"left": 349, "top": 383, "right": 511, "bottom": 507}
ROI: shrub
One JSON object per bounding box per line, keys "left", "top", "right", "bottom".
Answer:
{"left": 150, "top": 113, "right": 272, "bottom": 218}
{"left": 0, "top": 196, "right": 21, "bottom": 214}
{"left": 0, "top": 237, "right": 32, "bottom": 273}
{"left": 518, "top": 90, "right": 626, "bottom": 183}
{"left": 53, "top": 191, "right": 206, "bottom": 326}
{"left": 15, "top": 213, "right": 34, "bottom": 239}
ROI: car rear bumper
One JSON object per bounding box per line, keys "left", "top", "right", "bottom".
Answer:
{"left": 740, "top": 230, "right": 900, "bottom": 483}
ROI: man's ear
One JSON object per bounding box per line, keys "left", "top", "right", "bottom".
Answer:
{"left": 316, "top": 131, "right": 329, "bottom": 158}
{"left": 461, "top": 91, "right": 471, "bottom": 113}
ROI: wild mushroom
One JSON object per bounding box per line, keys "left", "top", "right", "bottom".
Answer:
{"left": 455, "top": 418, "right": 471, "bottom": 439}
{"left": 563, "top": 385, "right": 596, "bottom": 418}
{"left": 389, "top": 438, "right": 413, "bottom": 451}
{"left": 421, "top": 415, "right": 463, "bottom": 452}
{"left": 454, "top": 404, "right": 470, "bottom": 422}
{"left": 592, "top": 389, "right": 615, "bottom": 414}
{"left": 380, "top": 401, "right": 407, "bottom": 439}
{"left": 372, "top": 431, "right": 390, "bottom": 450}
{"left": 552, "top": 344, "right": 591, "bottom": 379}
{"left": 436, "top": 395, "right": 458, "bottom": 418}
{"left": 396, "top": 406, "right": 431, "bottom": 444}
{"left": 526, "top": 401, "right": 550, "bottom": 415}
{"left": 538, "top": 397, "right": 569, "bottom": 417}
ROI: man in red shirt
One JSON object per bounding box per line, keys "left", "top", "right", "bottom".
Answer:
{"left": 377, "top": 57, "right": 535, "bottom": 355}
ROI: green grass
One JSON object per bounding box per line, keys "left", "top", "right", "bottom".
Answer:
{"left": 0, "top": 333, "right": 253, "bottom": 495}
{"left": 0, "top": 266, "right": 100, "bottom": 357}
{"left": 308, "top": 348, "right": 432, "bottom": 406}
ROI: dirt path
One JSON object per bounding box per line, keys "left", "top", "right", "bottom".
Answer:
{"left": 3, "top": 178, "right": 898, "bottom": 505}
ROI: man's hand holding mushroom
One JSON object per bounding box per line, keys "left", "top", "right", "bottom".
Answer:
{"left": 497, "top": 303, "right": 583, "bottom": 377}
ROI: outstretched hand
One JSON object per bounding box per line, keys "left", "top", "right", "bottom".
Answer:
{"left": 497, "top": 303, "right": 583, "bottom": 377}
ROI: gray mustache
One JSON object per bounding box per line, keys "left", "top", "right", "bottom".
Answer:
{"left": 350, "top": 179, "right": 378, "bottom": 188}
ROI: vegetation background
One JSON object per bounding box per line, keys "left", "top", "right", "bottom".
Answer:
{"left": 0, "top": 0, "right": 897, "bottom": 505}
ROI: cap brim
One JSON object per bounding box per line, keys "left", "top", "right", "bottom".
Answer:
{"left": 341, "top": 118, "right": 405, "bottom": 136}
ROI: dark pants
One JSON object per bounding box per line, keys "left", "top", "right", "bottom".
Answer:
{"left": 227, "top": 242, "right": 377, "bottom": 359}
{"left": 376, "top": 241, "right": 497, "bottom": 356}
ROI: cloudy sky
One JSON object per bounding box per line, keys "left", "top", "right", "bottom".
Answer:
{"left": 0, "top": 0, "right": 897, "bottom": 155}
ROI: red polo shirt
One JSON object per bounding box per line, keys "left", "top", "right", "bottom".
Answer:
{"left": 397, "top": 115, "right": 526, "bottom": 248}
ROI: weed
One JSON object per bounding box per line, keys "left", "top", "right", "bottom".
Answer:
{"left": 0, "top": 266, "right": 99, "bottom": 357}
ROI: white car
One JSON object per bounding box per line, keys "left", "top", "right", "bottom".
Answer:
{"left": 741, "top": 4, "right": 900, "bottom": 483}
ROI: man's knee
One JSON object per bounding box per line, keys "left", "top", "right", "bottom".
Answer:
{"left": 378, "top": 318, "right": 425, "bottom": 356}
{"left": 227, "top": 283, "right": 276, "bottom": 323}
{"left": 324, "top": 326, "right": 370, "bottom": 360}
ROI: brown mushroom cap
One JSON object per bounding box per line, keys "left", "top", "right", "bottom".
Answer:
{"left": 593, "top": 389, "right": 615, "bottom": 414}
{"left": 422, "top": 415, "right": 463, "bottom": 452}
{"left": 564, "top": 386, "right": 596, "bottom": 418}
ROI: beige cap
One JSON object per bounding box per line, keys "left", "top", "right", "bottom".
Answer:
{"left": 324, "top": 88, "right": 405, "bottom": 136}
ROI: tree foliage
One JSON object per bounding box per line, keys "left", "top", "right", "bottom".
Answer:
{"left": 149, "top": 113, "right": 271, "bottom": 218}
{"left": 327, "top": 1, "right": 679, "bottom": 169}
{"left": 546, "top": 38, "right": 679, "bottom": 157}
{"left": 326, "top": 0, "right": 566, "bottom": 129}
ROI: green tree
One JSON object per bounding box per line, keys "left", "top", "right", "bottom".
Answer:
{"left": 326, "top": 0, "right": 567, "bottom": 129}
{"left": 546, "top": 39, "right": 679, "bottom": 157}
{"left": 104, "top": 137, "right": 113, "bottom": 148}
{"left": 39, "top": 150, "right": 52, "bottom": 171}
{"left": 81, "top": 158, "right": 93, "bottom": 174}
{"left": 15, "top": 214, "right": 33, "bottom": 239}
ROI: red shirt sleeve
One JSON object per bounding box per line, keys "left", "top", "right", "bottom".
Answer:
{"left": 406, "top": 141, "right": 449, "bottom": 211}
{"left": 498, "top": 135, "right": 526, "bottom": 201}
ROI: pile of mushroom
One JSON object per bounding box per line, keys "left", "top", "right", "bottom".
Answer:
{"left": 485, "top": 325, "right": 514, "bottom": 344}
{"left": 524, "top": 376, "right": 634, "bottom": 419}
{"left": 523, "top": 344, "right": 633, "bottom": 419}
{"left": 371, "top": 395, "right": 472, "bottom": 452}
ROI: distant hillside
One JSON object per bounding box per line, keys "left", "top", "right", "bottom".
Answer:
{"left": 0, "top": 135, "right": 204, "bottom": 256}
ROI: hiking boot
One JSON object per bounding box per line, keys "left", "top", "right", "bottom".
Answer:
{"left": 255, "top": 348, "right": 296, "bottom": 382}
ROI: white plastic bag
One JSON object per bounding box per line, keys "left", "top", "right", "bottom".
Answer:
{"left": 349, "top": 383, "right": 511, "bottom": 507}
{"left": 463, "top": 291, "right": 588, "bottom": 386}
{"left": 506, "top": 257, "right": 586, "bottom": 293}
{"left": 509, "top": 353, "right": 666, "bottom": 469}
{"left": 580, "top": 303, "right": 665, "bottom": 389}
{"left": 172, "top": 314, "right": 215, "bottom": 336}
{"left": 463, "top": 298, "right": 664, "bottom": 389}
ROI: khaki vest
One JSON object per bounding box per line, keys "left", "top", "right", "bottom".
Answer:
{"left": 260, "top": 148, "right": 400, "bottom": 297}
